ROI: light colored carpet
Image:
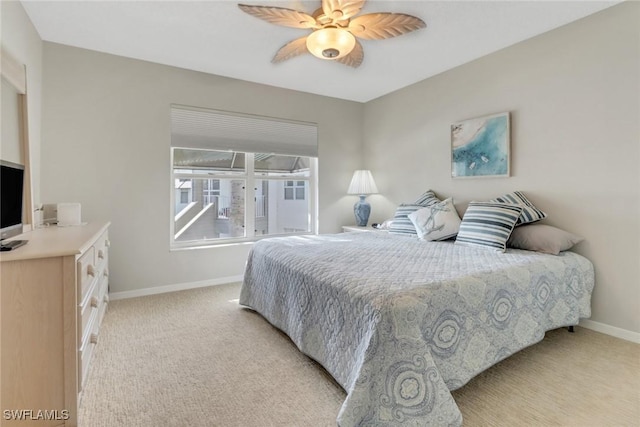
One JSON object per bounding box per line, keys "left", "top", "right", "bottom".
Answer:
{"left": 79, "top": 283, "right": 639, "bottom": 427}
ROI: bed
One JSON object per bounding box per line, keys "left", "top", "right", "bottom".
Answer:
{"left": 239, "top": 231, "right": 594, "bottom": 426}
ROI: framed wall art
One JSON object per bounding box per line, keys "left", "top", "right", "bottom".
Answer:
{"left": 451, "top": 112, "right": 510, "bottom": 178}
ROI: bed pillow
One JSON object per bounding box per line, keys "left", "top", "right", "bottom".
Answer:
{"left": 408, "top": 198, "right": 461, "bottom": 241}
{"left": 388, "top": 204, "right": 424, "bottom": 236}
{"left": 413, "top": 190, "right": 441, "bottom": 207}
{"left": 491, "top": 191, "right": 547, "bottom": 225}
{"left": 455, "top": 201, "right": 523, "bottom": 252}
{"left": 508, "top": 224, "right": 584, "bottom": 255}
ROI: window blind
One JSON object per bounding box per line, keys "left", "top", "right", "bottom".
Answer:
{"left": 170, "top": 105, "right": 318, "bottom": 157}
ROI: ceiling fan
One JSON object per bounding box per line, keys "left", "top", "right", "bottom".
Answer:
{"left": 238, "top": 0, "right": 426, "bottom": 68}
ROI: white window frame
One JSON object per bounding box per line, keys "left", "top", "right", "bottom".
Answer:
{"left": 170, "top": 150, "right": 318, "bottom": 249}
{"left": 284, "top": 180, "right": 306, "bottom": 201}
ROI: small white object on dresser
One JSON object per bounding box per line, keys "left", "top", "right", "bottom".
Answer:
{"left": 0, "top": 221, "right": 110, "bottom": 427}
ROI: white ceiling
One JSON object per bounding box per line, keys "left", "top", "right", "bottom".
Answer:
{"left": 21, "top": 0, "right": 619, "bottom": 103}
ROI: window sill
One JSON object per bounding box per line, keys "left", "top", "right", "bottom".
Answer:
{"left": 170, "top": 232, "right": 316, "bottom": 251}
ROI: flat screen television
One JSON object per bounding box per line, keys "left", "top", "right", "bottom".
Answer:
{"left": 0, "top": 160, "right": 25, "bottom": 241}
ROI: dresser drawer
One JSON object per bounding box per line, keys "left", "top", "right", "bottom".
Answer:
{"left": 79, "top": 279, "right": 101, "bottom": 339}
{"left": 99, "top": 254, "right": 109, "bottom": 284}
{"left": 94, "top": 230, "right": 109, "bottom": 271}
{"left": 97, "top": 285, "right": 108, "bottom": 325}
{"left": 78, "top": 334, "right": 95, "bottom": 391}
{"left": 79, "top": 309, "right": 102, "bottom": 390}
{"left": 77, "top": 246, "right": 96, "bottom": 302}
{"left": 98, "top": 270, "right": 109, "bottom": 308}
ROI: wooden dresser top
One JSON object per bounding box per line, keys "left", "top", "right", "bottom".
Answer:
{"left": 0, "top": 221, "right": 110, "bottom": 262}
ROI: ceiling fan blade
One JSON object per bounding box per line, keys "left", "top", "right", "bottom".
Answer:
{"left": 321, "top": 0, "right": 366, "bottom": 21}
{"left": 336, "top": 40, "right": 363, "bottom": 68}
{"left": 272, "top": 37, "right": 309, "bottom": 63}
{"left": 238, "top": 4, "right": 317, "bottom": 29}
{"left": 349, "top": 13, "right": 426, "bottom": 40}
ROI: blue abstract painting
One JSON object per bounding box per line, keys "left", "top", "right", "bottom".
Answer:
{"left": 451, "top": 112, "right": 510, "bottom": 178}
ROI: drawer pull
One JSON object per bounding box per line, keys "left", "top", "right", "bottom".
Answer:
{"left": 90, "top": 333, "right": 99, "bottom": 345}
{"left": 105, "top": 239, "right": 111, "bottom": 248}
{"left": 90, "top": 297, "right": 99, "bottom": 308}
{"left": 87, "top": 265, "right": 96, "bottom": 277}
{"left": 98, "top": 250, "right": 105, "bottom": 260}
{"left": 103, "top": 268, "right": 109, "bottom": 278}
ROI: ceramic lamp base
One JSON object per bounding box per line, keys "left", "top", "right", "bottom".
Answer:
{"left": 353, "top": 195, "right": 371, "bottom": 226}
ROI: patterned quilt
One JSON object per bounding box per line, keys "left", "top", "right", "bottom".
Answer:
{"left": 239, "top": 232, "right": 594, "bottom": 426}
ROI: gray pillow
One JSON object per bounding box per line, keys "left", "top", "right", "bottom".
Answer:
{"left": 507, "top": 224, "right": 583, "bottom": 255}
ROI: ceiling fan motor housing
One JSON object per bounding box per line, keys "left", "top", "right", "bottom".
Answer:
{"left": 322, "top": 48, "right": 340, "bottom": 58}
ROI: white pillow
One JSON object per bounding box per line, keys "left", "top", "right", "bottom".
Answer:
{"left": 408, "top": 198, "right": 461, "bottom": 241}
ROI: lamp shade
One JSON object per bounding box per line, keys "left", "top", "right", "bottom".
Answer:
{"left": 306, "top": 27, "right": 356, "bottom": 60}
{"left": 347, "top": 170, "right": 378, "bottom": 195}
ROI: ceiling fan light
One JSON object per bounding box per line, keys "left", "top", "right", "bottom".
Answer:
{"left": 306, "top": 27, "right": 356, "bottom": 60}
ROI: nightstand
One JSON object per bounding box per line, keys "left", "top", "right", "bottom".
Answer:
{"left": 342, "top": 225, "right": 386, "bottom": 233}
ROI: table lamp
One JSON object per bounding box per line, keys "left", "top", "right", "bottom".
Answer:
{"left": 347, "top": 170, "right": 378, "bottom": 226}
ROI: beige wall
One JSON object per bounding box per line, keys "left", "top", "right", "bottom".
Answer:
{"left": 363, "top": 3, "right": 639, "bottom": 334}
{"left": 1, "top": 0, "right": 42, "bottom": 205}
{"left": 41, "top": 42, "right": 362, "bottom": 293}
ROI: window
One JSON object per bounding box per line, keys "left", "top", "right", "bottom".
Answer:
{"left": 170, "top": 106, "right": 318, "bottom": 248}
{"left": 284, "top": 181, "right": 306, "bottom": 200}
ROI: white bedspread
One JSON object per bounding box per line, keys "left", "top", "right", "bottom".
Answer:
{"left": 239, "top": 232, "right": 594, "bottom": 426}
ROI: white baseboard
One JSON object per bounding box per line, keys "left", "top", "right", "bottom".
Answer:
{"left": 579, "top": 319, "right": 640, "bottom": 344}
{"left": 109, "top": 275, "right": 244, "bottom": 301}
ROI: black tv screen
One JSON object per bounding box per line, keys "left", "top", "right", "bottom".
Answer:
{"left": 0, "top": 160, "right": 25, "bottom": 241}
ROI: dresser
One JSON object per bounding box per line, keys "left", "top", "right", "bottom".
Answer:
{"left": 1, "top": 222, "right": 110, "bottom": 427}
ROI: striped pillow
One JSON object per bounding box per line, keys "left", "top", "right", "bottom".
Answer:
{"left": 388, "top": 204, "right": 424, "bottom": 236}
{"left": 455, "top": 201, "right": 523, "bottom": 252}
{"left": 414, "top": 190, "right": 441, "bottom": 207}
{"left": 491, "top": 191, "right": 546, "bottom": 225}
